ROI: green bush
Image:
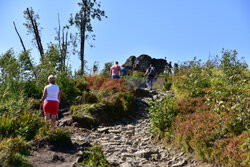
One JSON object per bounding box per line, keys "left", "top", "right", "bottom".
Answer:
{"left": 75, "top": 91, "right": 98, "bottom": 105}
{"left": 75, "top": 75, "right": 87, "bottom": 92}
{"left": 0, "top": 137, "right": 32, "bottom": 167}
{"left": 36, "top": 126, "right": 72, "bottom": 148}
{"left": 78, "top": 145, "right": 111, "bottom": 167}
{"left": 46, "top": 128, "right": 72, "bottom": 147}
{"left": 56, "top": 71, "right": 80, "bottom": 105}
{"left": 0, "top": 111, "right": 45, "bottom": 141}
{"left": 148, "top": 49, "right": 249, "bottom": 166}
{"left": 71, "top": 90, "right": 135, "bottom": 127}
{"left": 147, "top": 96, "right": 177, "bottom": 137}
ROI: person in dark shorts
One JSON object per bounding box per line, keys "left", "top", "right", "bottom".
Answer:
{"left": 144, "top": 64, "right": 157, "bottom": 90}
{"left": 121, "top": 64, "right": 127, "bottom": 76}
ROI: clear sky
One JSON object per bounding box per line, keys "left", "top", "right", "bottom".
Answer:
{"left": 0, "top": 0, "right": 249, "bottom": 72}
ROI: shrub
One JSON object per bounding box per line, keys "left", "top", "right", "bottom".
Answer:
{"left": 78, "top": 145, "right": 111, "bottom": 167}
{"left": 75, "top": 75, "right": 87, "bottom": 92}
{"left": 46, "top": 128, "right": 72, "bottom": 148}
{"left": 172, "top": 58, "right": 212, "bottom": 98}
{"left": 174, "top": 111, "right": 220, "bottom": 160}
{"left": 147, "top": 96, "right": 177, "bottom": 137}
{"left": 56, "top": 71, "right": 80, "bottom": 105}
{"left": 0, "top": 137, "right": 32, "bottom": 167}
{"left": 16, "top": 110, "right": 45, "bottom": 141}
{"left": 75, "top": 91, "right": 98, "bottom": 105}
{"left": 148, "top": 50, "right": 249, "bottom": 166}
{"left": 71, "top": 104, "right": 101, "bottom": 127}
{"left": 0, "top": 111, "right": 45, "bottom": 141}
{"left": 0, "top": 115, "right": 17, "bottom": 139}
{"left": 175, "top": 97, "right": 209, "bottom": 114}
{"left": 71, "top": 90, "right": 135, "bottom": 127}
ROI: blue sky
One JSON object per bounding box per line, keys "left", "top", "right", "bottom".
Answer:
{"left": 0, "top": 0, "right": 249, "bottom": 72}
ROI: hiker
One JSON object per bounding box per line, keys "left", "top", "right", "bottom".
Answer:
{"left": 40, "top": 75, "right": 61, "bottom": 128}
{"left": 168, "top": 61, "right": 173, "bottom": 74}
{"left": 144, "top": 64, "right": 157, "bottom": 90}
{"left": 164, "top": 60, "right": 169, "bottom": 74}
{"left": 121, "top": 64, "right": 127, "bottom": 76}
{"left": 110, "top": 61, "right": 121, "bottom": 79}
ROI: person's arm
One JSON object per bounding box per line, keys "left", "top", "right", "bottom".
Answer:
{"left": 110, "top": 67, "right": 112, "bottom": 77}
{"left": 144, "top": 69, "right": 149, "bottom": 77}
{"left": 40, "top": 86, "right": 47, "bottom": 103}
{"left": 119, "top": 66, "right": 121, "bottom": 75}
{"left": 58, "top": 89, "right": 61, "bottom": 103}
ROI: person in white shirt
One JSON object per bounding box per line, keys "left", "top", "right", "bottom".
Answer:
{"left": 40, "top": 75, "right": 61, "bottom": 128}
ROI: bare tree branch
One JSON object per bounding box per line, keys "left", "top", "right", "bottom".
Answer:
{"left": 13, "top": 21, "right": 26, "bottom": 52}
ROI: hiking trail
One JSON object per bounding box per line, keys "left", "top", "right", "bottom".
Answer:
{"left": 29, "top": 89, "right": 215, "bottom": 167}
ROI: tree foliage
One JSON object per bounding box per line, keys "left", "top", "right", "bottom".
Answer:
{"left": 69, "top": 0, "right": 107, "bottom": 75}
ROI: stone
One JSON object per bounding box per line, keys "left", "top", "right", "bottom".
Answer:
{"left": 109, "top": 129, "right": 122, "bottom": 133}
{"left": 172, "top": 159, "right": 187, "bottom": 167}
{"left": 75, "top": 156, "right": 83, "bottom": 163}
{"left": 120, "top": 162, "right": 132, "bottom": 167}
{"left": 97, "top": 127, "right": 109, "bottom": 133}
{"left": 121, "top": 153, "right": 134, "bottom": 158}
{"left": 153, "top": 95, "right": 158, "bottom": 101}
{"left": 68, "top": 90, "right": 207, "bottom": 167}
{"left": 58, "top": 117, "right": 73, "bottom": 127}
{"left": 124, "top": 54, "right": 167, "bottom": 73}
{"left": 134, "top": 149, "right": 159, "bottom": 159}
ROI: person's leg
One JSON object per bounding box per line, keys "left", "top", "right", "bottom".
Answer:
{"left": 51, "top": 115, "right": 57, "bottom": 128}
{"left": 50, "top": 101, "right": 59, "bottom": 128}
{"left": 146, "top": 78, "right": 149, "bottom": 88}
{"left": 150, "top": 78, "right": 154, "bottom": 89}
{"left": 43, "top": 101, "right": 51, "bottom": 121}
{"left": 45, "top": 113, "right": 51, "bottom": 122}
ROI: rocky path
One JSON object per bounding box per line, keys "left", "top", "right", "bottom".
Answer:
{"left": 70, "top": 90, "right": 212, "bottom": 167}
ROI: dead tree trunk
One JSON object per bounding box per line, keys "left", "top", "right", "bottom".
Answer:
{"left": 13, "top": 21, "right": 26, "bottom": 52}
{"left": 26, "top": 8, "right": 44, "bottom": 60}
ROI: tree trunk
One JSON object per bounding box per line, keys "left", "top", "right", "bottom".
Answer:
{"left": 26, "top": 8, "right": 44, "bottom": 61}
{"left": 13, "top": 21, "right": 26, "bottom": 52}
{"left": 80, "top": 17, "right": 86, "bottom": 75}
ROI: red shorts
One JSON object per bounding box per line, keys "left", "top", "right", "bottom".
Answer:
{"left": 43, "top": 100, "right": 59, "bottom": 115}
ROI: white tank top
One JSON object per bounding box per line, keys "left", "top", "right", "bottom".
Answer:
{"left": 44, "top": 84, "right": 60, "bottom": 102}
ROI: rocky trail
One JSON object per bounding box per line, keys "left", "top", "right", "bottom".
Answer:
{"left": 29, "top": 90, "right": 214, "bottom": 167}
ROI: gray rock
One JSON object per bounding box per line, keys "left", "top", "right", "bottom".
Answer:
{"left": 97, "top": 127, "right": 109, "bottom": 133}
{"left": 124, "top": 54, "right": 167, "bottom": 73}
{"left": 134, "top": 149, "right": 159, "bottom": 159}
{"left": 153, "top": 95, "right": 158, "bottom": 101}
{"left": 172, "top": 159, "right": 187, "bottom": 167}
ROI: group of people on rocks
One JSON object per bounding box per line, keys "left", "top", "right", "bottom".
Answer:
{"left": 40, "top": 57, "right": 175, "bottom": 128}
{"left": 109, "top": 56, "right": 176, "bottom": 90}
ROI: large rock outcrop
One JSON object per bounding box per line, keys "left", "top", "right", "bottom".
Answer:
{"left": 124, "top": 54, "right": 167, "bottom": 73}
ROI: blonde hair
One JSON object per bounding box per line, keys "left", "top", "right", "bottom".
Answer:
{"left": 48, "top": 75, "right": 56, "bottom": 84}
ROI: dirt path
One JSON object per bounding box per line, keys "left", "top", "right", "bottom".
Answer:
{"left": 29, "top": 89, "right": 214, "bottom": 167}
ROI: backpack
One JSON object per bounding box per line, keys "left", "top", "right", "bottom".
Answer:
{"left": 148, "top": 67, "right": 156, "bottom": 77}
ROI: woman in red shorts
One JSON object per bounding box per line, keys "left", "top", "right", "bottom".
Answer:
{"left": 40, "top": 75, "right": 61, "bottom": 128}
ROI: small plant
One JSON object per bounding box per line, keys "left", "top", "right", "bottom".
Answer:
{"left": 46, "top": 128, "right": 72, "bottom": 148}
{"left": 78, "top": 145, "right": 111, "bottom": 167}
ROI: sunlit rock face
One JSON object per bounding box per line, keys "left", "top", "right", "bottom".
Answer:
{"left": 124, "top": 54, "right": 167, "bottom": 73}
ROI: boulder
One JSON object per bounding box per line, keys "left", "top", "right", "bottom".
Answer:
{"left": 124, "top": 54, "right": 167, "bottom": 73}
